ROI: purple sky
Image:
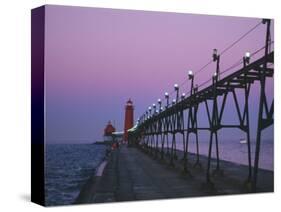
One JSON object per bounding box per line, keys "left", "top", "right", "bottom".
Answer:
{"left": 44, "top": 5, "right": 273, "bottom": 144}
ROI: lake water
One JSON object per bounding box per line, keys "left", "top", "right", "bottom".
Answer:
{"left": 175, "top": 137, "right": 273, "bottom": 171}
{"left": 45, "top": 144, "right": 106, "bottom": 206}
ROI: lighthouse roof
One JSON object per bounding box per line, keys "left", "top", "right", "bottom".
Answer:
{"left": 126, "top": 98, "right": 133, "bottom": 106}
{"left": 104, "top": 121, "right": 116, "bottom": 135}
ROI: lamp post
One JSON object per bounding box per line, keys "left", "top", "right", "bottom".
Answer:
{"left": 148, "top": 106, "right": 152, "bottom": 117}
{"left": 183, "top": 70, "right": 195, "bottom": 172}
{"left": 165, "top": 92, "right": 169, "bottom": 108}
{"left": 164, "top": 92, "right": 170, "bottom": 157}
{"left": 158, "top": 98, "right": 162, "bottom": 112}
{"left": 213, "top": 72, "right": 218, "bottom": 84}
{"left": 152, "top": 103, "right": 156, "bottom": 114}
{"left": 212, "top": 49, "right": 220, "bottom": 80}
{"left": 243, "top": 52, "right": 251, "bottom": 67}
{"left": 188, "top": 70, "right": 194, "bottom": 95}
{"left": 174, "top": 84, "right": 179, "bottom": 102}
{"left": 145, "top": 111, "right": 148, "bottom": 121}
{"left": 181, "top": 93, "right": 186, "bottom": 100}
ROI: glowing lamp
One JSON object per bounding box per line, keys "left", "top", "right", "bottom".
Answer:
{"left": 174, "top": 84, "right": 179, "bottom": 91}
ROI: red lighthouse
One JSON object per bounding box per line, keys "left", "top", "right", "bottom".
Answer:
{"left": 123, "top": 99, "right": 134, "bottom": 142}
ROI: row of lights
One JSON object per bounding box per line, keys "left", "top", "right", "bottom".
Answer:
{"left": 140, "top": 70, "right": 194, "bottom": 122}
{"left": 138, "top": 50, "right": 251, "bottom": 124}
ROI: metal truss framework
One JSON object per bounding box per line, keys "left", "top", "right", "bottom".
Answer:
{"left": 128, "top": 20, "right": 273, "bottom": 192}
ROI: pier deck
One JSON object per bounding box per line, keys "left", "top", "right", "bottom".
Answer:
{"left": 76, "top": 145, "right": 273, "bottom": 204}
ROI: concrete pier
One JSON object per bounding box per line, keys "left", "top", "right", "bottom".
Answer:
{"left": 76, "top": 145, "right": 273, "bottom": 204}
